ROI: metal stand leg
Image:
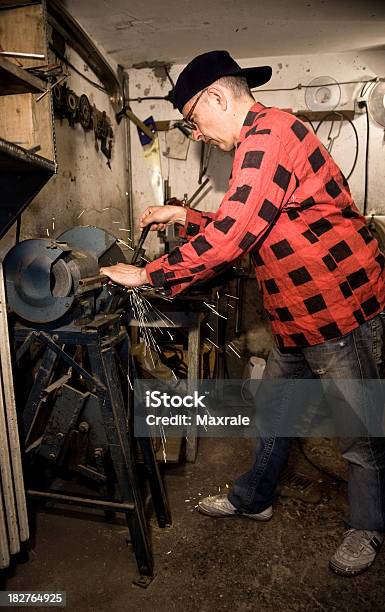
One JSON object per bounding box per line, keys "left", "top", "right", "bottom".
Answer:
{"left": 88, "top": 341, "right": 155, "bottom": 584}
{"left": 138, "top": 434, "right": 171, "bottom": 528}
{"left": 186, "top": 316, "right": 202, "bottom": 462}
{"left": 22, "top": 347, "right": 58, "bottom": 443}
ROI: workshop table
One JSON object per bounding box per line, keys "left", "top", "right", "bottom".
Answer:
{"left": 128, "top": 296, "right": 205, "bottom": 462}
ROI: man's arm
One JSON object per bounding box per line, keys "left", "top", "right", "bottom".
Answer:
{"left": 145, "top": 129, "right": 297, "bottom": 295}
{"left": 178, "top": 208, "right": 216, "bottom": 241}
{"left": 100, "top": 205, "right": 216, "bottom": 286}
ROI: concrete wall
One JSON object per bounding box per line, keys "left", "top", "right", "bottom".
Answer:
{"left": 4, "top": 43, "right": 385, "bottom": 265}
{"left": 0, "top": 40, "right": 130, "bottom": 257}
{"left": 128, "top": 49, "right": 385, "bottom": 259}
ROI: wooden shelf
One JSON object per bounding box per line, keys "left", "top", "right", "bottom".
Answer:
{"left": 294, "top": 109, "right": 355, "bottom": 122}
{"left": 0, "top": 56, "right": 46, "bottom": 96}
{"left": 0, "top": 138, "right": 55, "bottom": 239}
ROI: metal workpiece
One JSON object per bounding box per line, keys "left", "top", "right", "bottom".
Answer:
{"left": 130, "top": 223, "right": 153, "bottom": 266}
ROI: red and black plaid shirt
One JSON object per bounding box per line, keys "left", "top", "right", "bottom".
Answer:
{"left": 146, "top": 102, "right": 385, "bottom": 347}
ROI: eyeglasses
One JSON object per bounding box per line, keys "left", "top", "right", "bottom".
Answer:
{"left": 183, "top": 89, "right": 207, "bottom": 130}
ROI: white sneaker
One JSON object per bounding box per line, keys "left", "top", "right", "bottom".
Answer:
{"left": 197, "top": 493, "right": 273, "bottom": 520}
{"left": 330, "top": 529, "right": 383, "bottom": 576}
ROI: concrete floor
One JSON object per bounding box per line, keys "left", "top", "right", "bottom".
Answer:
{"left": 3, "top": 437, "right": 385, "bottom": 612}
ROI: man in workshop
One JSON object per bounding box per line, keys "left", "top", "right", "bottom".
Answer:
{"left": 100, "top": 50, "right": 385, "bottom": 577}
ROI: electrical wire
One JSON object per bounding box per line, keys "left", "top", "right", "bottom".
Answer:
{"left": 314, "top": 112, "right": 359, "bottom": 181}
{"left": 128, "top": 95, "right": 169, "bottom": 102}
{"left": 127, "top": 78, "right": 379, "bottom": 103}
{"left": 253, "top": 77, "right": 377, "bottom": 93}
{"left": 164, "top": 65, "right": 175, "bottom": 89}
{"left": 358, "top": 80, "right": 374, "bottom": 213}
{"left": 360, "top": 79, "right": 377, "bottom": 98}
{"left": 49, "top": 43, "right": 108, "bottom": 93}
{"left": 363, "top": 101, "right": 370, "bottom": 215}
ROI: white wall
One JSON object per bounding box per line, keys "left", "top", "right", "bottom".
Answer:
{"left": 128, "top": 49, "right": 385, "bottom": 259}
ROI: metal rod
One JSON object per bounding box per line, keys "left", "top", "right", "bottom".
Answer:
{"left": 78, "top": 274, "right": 109, "bottom": 287}
{"left": 0, "top": 264, "right": 29, "bottom": 543}
{"left": 124, "top": 109, "right": 154, "bottom": 141}
{"left": 36, "top": 332, "right": 106, "bottom": 392}
{"left": 0, "top": 51, "right": 45, "bottom": 60}
{"left": 131, "top": 224, "right": 153, "bottom": 265}
{"left": 28, "top": 489, "right": 135, "bottom": 512}
{"left": 36, "top": 75, "right": 67, "bottom": 103}
{"left": 187, "top": 177, "right": 210, "bottom": 207}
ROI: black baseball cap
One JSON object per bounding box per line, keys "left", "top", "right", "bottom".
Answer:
{"left": 170, "top": 50, "right": 272, "bottom": 112}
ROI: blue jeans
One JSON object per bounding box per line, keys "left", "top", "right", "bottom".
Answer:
{"left": 228, "top": 315, "right": 385, "bottom": 531}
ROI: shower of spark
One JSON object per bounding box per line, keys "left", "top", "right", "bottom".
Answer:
{"left": 227, "top": 343, "right": 241, "bottom": 359}
{"left": 127, "top": 372, "right": 133, "bottom": 391}
{"left": 52, "top": 217, "right": 55, "bottom": 232}
{"left": 117, "top": 238, "right": 134, "bottom": 252}
{"left": 160, "top": 424, "right": 167, "bottom": 463}
{"left": 225, "top": 294, "right": 239, "bottom": 300}
{"left": 46, "top": 228, "right": 50, "bottom": 237}
{"left": 206, "top": 338, "right": 220, "bottom": 349}
{"left": 77, "top": 209, "right": 85, "bottom": 219}
{"left": 127, "top": 289, "right": 179, "bottom": 378}
{"left": 203, "top": 301, "right": 227, "bottom": 320}
{"left": 206, "top": 323, "right": 215, "bottom": 332}
{"left": 118, "top": 228, "right": 131, "bottom": 233}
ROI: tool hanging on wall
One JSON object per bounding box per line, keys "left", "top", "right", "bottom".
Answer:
{"left": 137, "top": 117, "right": 164, "bottom": 205}
{"left": 53, "top": 82, "right": 114, "bottom": 164}
{"left": 93, "top": 109, "right": 114, "bottom": 166}
{"left": 78, "top": 93, "right": 92, "bottom": 130}
{"left": 199, "top": 141, "right": 212, "bottom": 183}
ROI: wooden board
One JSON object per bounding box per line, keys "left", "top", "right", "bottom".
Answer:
{"left": 0, "top": 56, "right": 45, "bottom": 95}
{"left": 0, "top": 2, "right": 55, "bottom": 161}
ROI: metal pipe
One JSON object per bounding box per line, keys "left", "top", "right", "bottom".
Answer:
{"left": 78, "top": 274, "right": 108, "bottom": 287}
{"left": 0, "top": 51, "right": 45, "bottom": 60}
{"left": 28, "top": 490, "right": 135, "bottom": 512}
{"left": 119, "top": 68, "right": 134, "bottom": 240}
{"left": 187, "top": 177, "right": 210, "bottom": 208}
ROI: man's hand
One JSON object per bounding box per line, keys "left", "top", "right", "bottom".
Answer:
{"left": 100, "top": 264, "right": 148, "bottom": 288}
{"left": 140, "top": 204, "right": 187, "bottom": 231}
